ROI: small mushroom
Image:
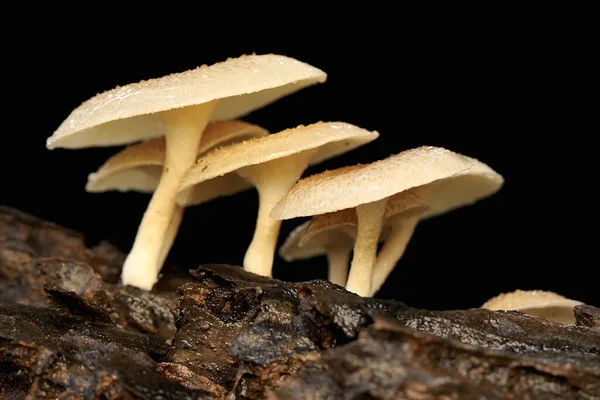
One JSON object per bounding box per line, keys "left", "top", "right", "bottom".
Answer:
{"left": 481, "top": 289, "right": 584, "bottom": 324}
{"left": 86, "top": 120, "right": 268, "bottom": 268}
{"left": 47, "top": 54, "right": 326, "bottom": 290}
{"left": 280, "top": 191, "right": 427, "bottom": 286}
{"left": 177, "top": 122, "right": 379, "bottom": 278}
{"left": 271, "top": 147, "right": 474, "bottom": 297}
{"left": 279, "top": 221, "right": 356, "bottom": 286}
{"left": 370, "top": 157, "right": 504, "bottom": 296}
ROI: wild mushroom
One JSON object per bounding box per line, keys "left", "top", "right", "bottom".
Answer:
{"left": 279, "top": 221, "right": 355, "bottom": 286}
{"left": 177, "top": 121, "right": 379, "bottom": 278}
{"left": 370, "top": 157, "right": 504, "bottom": 296}
{"left": 86, "top": 120, "right": 268, "bottom": 268}
{"left": 271, "top": 147, "right": 474, "bottom": 297}
{"left": 46, "top": 54, "right": 326, "bottom": 290}
{"left": 279, "top": 191, "right": 427, "bottom": 286}
{"left": 481, "top": 289, "right": 583, "bottom": 324}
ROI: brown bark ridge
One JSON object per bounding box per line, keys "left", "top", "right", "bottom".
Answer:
{"left": 1, "top": 205, "right": 599, "bottom": 399}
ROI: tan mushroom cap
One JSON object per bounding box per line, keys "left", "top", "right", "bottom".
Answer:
{"left": 47, "top": 54, "right": 327, "bottom": 149}
{"left": 421, "top": 157, "right": 504, "bottom": 219}
{"left": 280, "top": 221, "right": 356, "bottom": 262}
{"left": 85, "top": 120, "right": 268, "bottom": 194}
{"left": 271, "top": 146, "right": 474, "bottom": 220}
{"left": 280, "top": 192, "right": 428, "bottom": 265}
{"left": 302, "top": 190, "right": 426, "bottom": 239}
{"left": 176, "top": 122, "right": 380, "bottom": 203}
{"left": 482, "top": 290, "right": 583, "bottom": 324}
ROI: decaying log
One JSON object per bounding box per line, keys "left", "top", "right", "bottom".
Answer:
{"left": 1, "top": 205, "right": 599, "bottom": 399}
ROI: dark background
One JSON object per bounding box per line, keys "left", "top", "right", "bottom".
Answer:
{"left": 2, "top": 38, "right": 591, "bottom": 309}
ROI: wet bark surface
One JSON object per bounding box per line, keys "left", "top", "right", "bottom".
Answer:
{"left": 1, "top": 206, "right": 599, "bottom": 399}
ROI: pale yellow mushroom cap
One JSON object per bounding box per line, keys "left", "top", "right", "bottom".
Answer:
{"left": 421, "top": 157, "right": 504, "bottom": 219}
{"left": 86, "top": 120, "right": 268, "bottom": 194}
{"left": 481, "top": 289, "right": 583, "bottom": 324}
{"left": 47, "top": 54, "right": 327, "bottom": 149}
{"left": 271, "top": 146, "right": 474, "bottom": 220}
{"left": 176, "top": 122, "right": 380, "bottom": 205}
{"left": 301, "top": 191, "right": 427, "bottom": 243}
{"left": 280, "top": 192, "right": 429, "bottom": 262}
{"left": 278, "top": 222, "right": 353, "bottom": 262}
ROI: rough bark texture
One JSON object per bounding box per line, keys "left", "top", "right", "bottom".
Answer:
{"left": 1, "top": 206, "right": 599, "bottom": 399}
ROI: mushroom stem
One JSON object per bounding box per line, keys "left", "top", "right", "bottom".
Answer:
{"left": 345, "top": 199, "right": 388, "bottom": 297}
{"left": 121, "top": 102, "right": 218, "bottom": 290}
{"left": 327, "top": 244, "right": 352, "bottom": 286}
{"left": 157, "top": 205, "right": 185, "bottom": 269}
{"left": 369, "top": 213, "right": 422, "bottom": 297}
{"left": 238, "top": 149, "right": 317, "bottom": 277}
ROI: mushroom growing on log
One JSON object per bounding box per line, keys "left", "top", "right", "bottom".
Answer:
{"left": 271, "top": 147, "right": 474, "bottom": 296}
{"left": 86, "top": 120, "right": 268, "bottom": 268}
{"left": 177, "top": 121, "right": 379, "bottom": 277}
{"left": 46, "top": 53, "right": 327, "bottom": 290}
{"left": 482, "top": 289, "right": 584, "bottom": 324}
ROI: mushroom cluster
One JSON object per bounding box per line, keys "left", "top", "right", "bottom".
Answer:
{"left": 47, "top": 53, "right": 504, "bottom": 296}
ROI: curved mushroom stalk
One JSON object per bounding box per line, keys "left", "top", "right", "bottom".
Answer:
{"left": 157, "top": 205, "right": 185, "bottom": 269}
{"left": 237, "top": 149, "right": 317, "bottom": 277}
{"left": 369, "top": 210, "right": 424, "bottom": 297}
{"left": 122, "top": 101, "right": 218, "bottom": 290}
{"left": 326, "top": 244, "right": 353, "bottom": 286}
{"left": 345, "top": 198, "right": 388, "bottom": 297}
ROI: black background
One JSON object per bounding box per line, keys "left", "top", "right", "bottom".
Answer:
{"left": 2, "top": 38, "right": 592, "bottom": 310}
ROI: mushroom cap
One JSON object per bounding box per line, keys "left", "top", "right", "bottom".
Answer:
{"left": 47, "top": 54, "right": 326, "bottom": 149}
{"left": 301, "top": 190, "right": 427, "bottom": 244}
{"left": 421, "top": 157, "right": 504, "bottom": 219}
{"left": 279, "top": 222, "right": 354, "bottom": 262}
{"left": 481, "top": 289, "right": 583, "bottom": 324}
{"left": 176, "top": 122, "right": 380, "bottom": 205}
{"left": 281, "top": 192, "right": 428, "bottom": 262}
{"left": 271, "top": 146, "right": 473, "bottom": 220}
{"left": 86, "top": 120, "right": 268, "bottom": 194}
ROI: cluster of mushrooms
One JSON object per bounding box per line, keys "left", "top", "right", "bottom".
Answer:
{"left": 46, "top": 53, "right": 505, "bottom": 297}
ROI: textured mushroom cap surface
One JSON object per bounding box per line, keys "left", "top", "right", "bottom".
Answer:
{"left": 482, "top": 290, "right": 584, "bottom": 324}
{"left": 271, "top": 146, "right": 473, "bottom": 220}
{"left": 86, "top": 121, "right": 268, "bottom": 193}
{"left": 177, "top": 122, "right": 379, "bottom": 200}
{"left": 47, "top": 54, "right": 326, "bottom": 149}
{"left": 421, "top": 157, "right": 504, "bottom": 219}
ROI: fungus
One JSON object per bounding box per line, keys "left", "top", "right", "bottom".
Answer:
{"left": 481, "top": 289, "right": 583, "bottom": 324}
{"left": 47, "top": 54, "right": 326, "bottom": 289}
{"left": 177, "top": 122, "right": 379, "bottom": 278}
{"left": 279, "top": 191, "right": 427, "bottom": 286}
{"left": 86, "top": 120, "right": 268, "bottom": 268}
{"left": 271, "top": 147, "right": 473, "bottom": 297}
{"left": 279, "top": 221, "right": 356, "bottom": 286}
{"left": 369, "top": 157, "right": 504, "bottom": 295}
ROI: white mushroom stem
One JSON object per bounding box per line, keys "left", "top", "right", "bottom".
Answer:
{"left": 369, "top": 212, "right": 423, "bottom": 297}
{"left": 121, "top": 101, "right": 218, "bottom": 290}
{"left": 237, "top": 149, "right": 317, "bottom": 277}
{"left": 157, "top": 205, "right": 185, "bottom": 269}
{"left": 326, "top": 244, "right": 352, "bottom": 286}
{"left": 345, "top": 199, "right": 388, "bottom": 297}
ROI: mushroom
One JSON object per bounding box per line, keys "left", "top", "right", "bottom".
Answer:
{"left": 279, "top": 191, "right": 427, "bottom": 286}
{"left": 279, "top": 221, "right": 355, "bottom": 286}
{"left": 369, "top": 157, "right": 504, "bottom": 296}
{"left": 177, "top": 121, "right": 379, "bottom": 278}
{"left": 86, "top": 120, "right": 268, "bottom": 268}
{"left": 46, "top": 54, "right": 326, "bottom": 290}
{"left": 481, "top": 289, "right": 584, "bottom": 324}
{"left": 271, "top": 147, "right": 474, "bottom": 297}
